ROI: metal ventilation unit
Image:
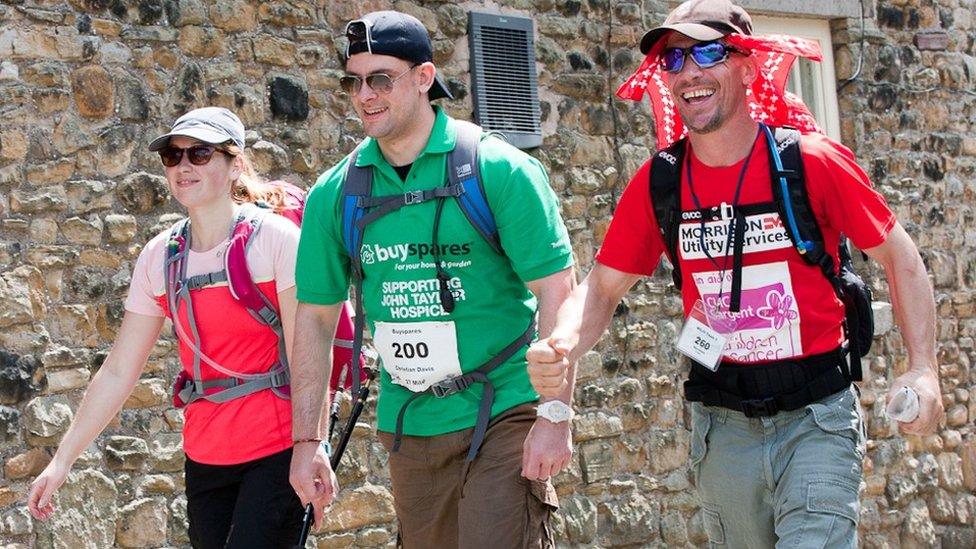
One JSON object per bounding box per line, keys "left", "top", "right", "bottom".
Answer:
{"left": 468, "top": 12, "right": 542, "bottom": 149}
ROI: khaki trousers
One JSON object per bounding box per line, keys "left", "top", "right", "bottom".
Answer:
{"left": 378, "top": 403, "right": 558, "bottom": 548}
{"left": 690, "top": 386, "right": 865, "bottom": 548}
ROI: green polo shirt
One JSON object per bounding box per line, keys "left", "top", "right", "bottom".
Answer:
{"left": 296, "top": 107, "right": 573, "bottom": 436}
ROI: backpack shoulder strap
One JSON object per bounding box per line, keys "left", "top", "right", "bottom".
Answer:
{"left": 765, "top": 125, "right": 834, "bottom": 280}
{"left": 340, "top": 148, "right": 371, "bottom": 273}
{"left": 448, "top": 119, "right": 503, "bottom": 255}
{"left": 163, "top": 218, "right": 191, "bottom": 315}
{"left": 649, "top": 139, "right": 688, "bottom": 289}
{"left": 339, "top": 146, "right": 373, "bottom": 397}
{"left": 224, "top": 206, "right": 280, "bottom": 327}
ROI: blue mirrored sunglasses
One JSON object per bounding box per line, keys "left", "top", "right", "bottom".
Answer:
{"left": 660, "top": 41, "right": 743, "bottom": 73}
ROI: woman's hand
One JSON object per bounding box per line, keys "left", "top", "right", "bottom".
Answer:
{"left": 27, "top": 459, "right": 71, "bottom": 521}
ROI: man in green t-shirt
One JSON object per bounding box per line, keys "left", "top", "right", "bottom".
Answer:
{"left": 288, "top": 11, "right": 577, "bottom": 547}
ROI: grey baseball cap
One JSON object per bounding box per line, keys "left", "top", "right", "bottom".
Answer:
{"left": 148, "top": 107, "right": 246, "bottom": 151}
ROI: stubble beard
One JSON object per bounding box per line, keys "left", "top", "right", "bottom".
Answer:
{"left": 682, "top": 107, "right": 726, "bottom": 134}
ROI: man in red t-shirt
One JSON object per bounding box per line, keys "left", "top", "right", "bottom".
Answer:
{"left": 527, "top": 0, "right": 943, "bottom": 546}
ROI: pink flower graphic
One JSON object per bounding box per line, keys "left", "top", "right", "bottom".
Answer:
{"left": 756, "top": 290, "right": 798, "bottom": 330}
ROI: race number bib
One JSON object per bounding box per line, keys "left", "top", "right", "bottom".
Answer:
{"left": 676, "top": 300, "right": 727, "bottom": 371}
{"left": 373, "top": 321, "right": 462, "bottom": 392}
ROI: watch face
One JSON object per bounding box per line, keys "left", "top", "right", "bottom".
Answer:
{"left": 550, "top": 406, "right": 570, "bottom": 422}
{"left": 541, "top": 401, "right": 572, "bottom": 422}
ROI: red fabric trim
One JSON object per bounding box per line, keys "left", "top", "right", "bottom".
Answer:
{"left": 616, "top": 33, "right": 825, "bottom": 149}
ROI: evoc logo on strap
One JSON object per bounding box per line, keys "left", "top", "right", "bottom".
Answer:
{"left": 776, "top": 134, "right": 797, "bottom": 155}
{"left": 456, "top": 163, "right": 473, "bottom": 178}
{"left": 658, "top": 150, "right": 678, "bottom": 166}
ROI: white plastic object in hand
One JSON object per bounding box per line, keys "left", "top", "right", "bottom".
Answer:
{"left": 885, "top": 386, "right": 920, "bottom": 423}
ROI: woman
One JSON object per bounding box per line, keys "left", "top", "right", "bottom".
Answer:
{"left": 27, "top": 107, "right": 328, "bottom": 548}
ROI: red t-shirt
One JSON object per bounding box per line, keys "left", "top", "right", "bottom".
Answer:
{"left": 126, "top": 211, "right": 299, "bottom": 465}
{"left": 597, "top": 131, "right": 895, "bottom": 363}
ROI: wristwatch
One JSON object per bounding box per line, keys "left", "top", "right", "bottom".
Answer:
{"left": 537, "top": 400, "right": 574, "bottom": 423}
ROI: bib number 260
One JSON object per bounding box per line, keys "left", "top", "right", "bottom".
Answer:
{"left": 392, "top": 342, "right": 429, "bottom": 359}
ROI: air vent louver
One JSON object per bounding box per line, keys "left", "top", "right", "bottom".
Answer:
{"left": 468, "top": 12, "right": 542, "bottom": 149}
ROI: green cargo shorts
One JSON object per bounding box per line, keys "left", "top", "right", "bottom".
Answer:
{"left": 690, "top": 385, "right": 866, "bottom": 548}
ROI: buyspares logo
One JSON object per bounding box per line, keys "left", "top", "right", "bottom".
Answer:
{"left": 360, "top": 242, "right": 473, "bottom": 265}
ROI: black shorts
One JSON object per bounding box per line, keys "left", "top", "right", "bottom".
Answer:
{"left": 184, "top": 447, "right": 304, "bottom": 549}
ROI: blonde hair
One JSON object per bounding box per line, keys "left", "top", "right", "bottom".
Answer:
{"left": 225, "top": 145, "right": 291, "bottom": 213}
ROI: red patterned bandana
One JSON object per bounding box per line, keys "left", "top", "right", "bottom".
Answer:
{"left": 617, "top": 33, "right": 825, "bottom": 149}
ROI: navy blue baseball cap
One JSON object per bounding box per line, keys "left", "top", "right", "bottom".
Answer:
{"left": 345, "top": 10, "right": 453, "bottom": 101}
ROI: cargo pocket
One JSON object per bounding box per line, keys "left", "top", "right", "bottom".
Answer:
{"left": 806, "top": 475, "right": 859, "bottom": 523}
{"left": 701, "top": 506, "right": 726, "bottom": 546}
{"left": 689, "top": 404, "right": 711, "bottom": 486}
{"left": 524, "top": 478, "right": 559, "bottom": 549}
{"left": 800, "top": 474, "right": 860, "bottom": 547}
{"left": 807, "top": 388, "right": 865, "bottom": 460}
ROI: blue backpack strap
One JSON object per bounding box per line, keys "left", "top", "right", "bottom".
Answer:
{"left": 341, "top": 148, "right": 371, "bottom": 276}
{"left": 339, "top": 148, "right": 372, "bottom": 396}
{"left": 649, "top": 139, "right": 688, "bottom": 290}
{"left": 448, "top": 120, "right": 503, "bottom": 255}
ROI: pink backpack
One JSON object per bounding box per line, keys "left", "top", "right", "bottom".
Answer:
{"left": 166, "top": 181, "right": 365, "bottom": 407}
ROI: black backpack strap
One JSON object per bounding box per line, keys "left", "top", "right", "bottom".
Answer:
{"left": 765, "top": 126, "right": 834, "bottom": 280}
{"left": 448, "top": 120, "right": 503, "bottom": 254}
{"left": 764, "top": 125, "right": 871, "bottom": 379}
{"left": 649, "top": 140, "right": 688, "bottom": 289}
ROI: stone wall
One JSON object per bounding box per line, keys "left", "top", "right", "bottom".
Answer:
{"left": 0, "top": 0, "right": 973, "bottom": 547}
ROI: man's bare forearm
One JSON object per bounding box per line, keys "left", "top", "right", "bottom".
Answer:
{"left": 867, "top": 223, "right": 937, "bottom": 371}
{"left": 291, "top": 302, "right": 343, "bottom": 440}
{"left": 528, "top": 267, "right": 578, "bottom": 404}
{"left": 567, "top": 264, "right": 642, "bottom": 364}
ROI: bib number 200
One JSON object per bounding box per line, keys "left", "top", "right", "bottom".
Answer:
{"left": 392, "top": 342, "right": 429, "bottom": 359}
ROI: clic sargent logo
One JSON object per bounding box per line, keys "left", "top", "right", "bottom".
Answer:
{"left": 360, "top": 241, "right": 473, "bottom": 265}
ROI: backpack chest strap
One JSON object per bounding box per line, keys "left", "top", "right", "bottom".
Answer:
{"left": 354, "top": 183, "right": 465, "bottom": 230}
{"left": 184, "top": 271, "right": 228, "bottom": 290}
{"left": 681, "top": 201, "right": 778, "bottom": 223}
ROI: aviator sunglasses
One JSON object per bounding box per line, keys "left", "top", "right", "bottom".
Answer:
{"left": 158, "top": 145, "right": 232, "bottom": 167}
{"left": 660, "top": 40, "right": 744, "bottom": 73}
{"left": 339, "top": 64, "right": 419, "bottom": 95}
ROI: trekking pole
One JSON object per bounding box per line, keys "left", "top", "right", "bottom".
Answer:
{"left": 326, "top": 390, "right": 342, "bottom": 446}
{"left": 295, "top": 368, "right": 375, "bottom": 548}
{"left": 329, "top": 369, "right": 374, "bottom": 469}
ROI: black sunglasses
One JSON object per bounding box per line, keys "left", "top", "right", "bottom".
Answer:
{"left": 158, "top": 145, "right": 232, "bottom": 167}
{"left": 660, "top": 41, "right": 744, "bottom": 73}
{"left": 339, "top": 65, "right": 418, "bottom": 95}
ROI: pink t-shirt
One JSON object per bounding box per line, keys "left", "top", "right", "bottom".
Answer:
{"left": 126, "top": 209, "right": 299, "bottom": 465}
